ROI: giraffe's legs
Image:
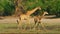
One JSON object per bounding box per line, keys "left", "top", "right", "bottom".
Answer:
{"left": 33, "top": 20, "right": 38, "bottom": 30}
{"left": 17, "top": 19, "right": 19, "bottom": 29}
{"left": 34, "top": 21, "right": 41, "bottom": 30}
{"left": 40, "top": 22, "right": 47, "bottom": 31}
{"left": 33, "top": 18, "right": 37, "bottom": 29}
{"left": 33, "top": 19, "right": 47, "bottom": 31}
{"left": 26, "top": 18, "right": 31, "bottom": 30}
{"left": 17, "top": 19, "right": 22, "bottom": 30}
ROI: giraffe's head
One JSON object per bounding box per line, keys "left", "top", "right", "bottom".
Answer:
{"left": 44, "top": 12, "right": 48, "bottom": 15}
{"left": 37, "top": 7, "right": 41, "bottom": 10}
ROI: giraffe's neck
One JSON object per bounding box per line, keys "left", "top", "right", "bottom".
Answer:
{"left": 42, "top": 13, "right": 46, "bottom": 17}
{"left": 26, "top": 7, "right": 39, "bottom": 16}
{"left": 38, "top": 12, "right": 45, "bottom": 20}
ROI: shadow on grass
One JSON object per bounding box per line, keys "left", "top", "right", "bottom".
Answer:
{"left": 45, "top": 16, "right": 60, "bottom": 19}
{"left": 46, "top": 25, "right": 60, "bottom": 31}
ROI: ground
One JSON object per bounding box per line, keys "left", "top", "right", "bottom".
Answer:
{"left": 0, "top": 16, "right": 60, "bottom": 34}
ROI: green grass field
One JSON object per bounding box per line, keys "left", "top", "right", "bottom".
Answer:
{"left": 0, "top": 22, "right": 60, "bottom": 34}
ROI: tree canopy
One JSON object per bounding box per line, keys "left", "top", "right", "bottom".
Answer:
{"left": 0, "top": 0, "right": 60, "bottom": 16}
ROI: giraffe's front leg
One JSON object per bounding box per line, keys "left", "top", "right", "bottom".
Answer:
{"left": 40, "top": 21, "right": 47, "bottom": 31}
{"left": 26, "top": 18, "right": 31, "bottom": 30}
{"left": 33, "top": 20, "right": 38, "bottom": 30}
{"left": 17, "top": 19, "right": 22, "bottom": 30}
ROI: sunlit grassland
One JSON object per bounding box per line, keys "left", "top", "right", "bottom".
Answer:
{"left": 0, "top": 22, "right": 60, "bottom": 34}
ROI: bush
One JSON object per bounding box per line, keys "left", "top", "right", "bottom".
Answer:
{"left": 0, "top": 6, "right": 4, "bottom": 16}
{"left": 1, "top": 0, "right": 60, "bottom": 16}
{"left": 3, "top": 1, "right": 15, "bottom": 16}
{"left": 0, "top": 0, "right": 15, "bottom": 16}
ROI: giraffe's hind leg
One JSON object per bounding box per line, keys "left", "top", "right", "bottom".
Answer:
{"left": 17, "top": 19, "right": 22, "bottom": 30}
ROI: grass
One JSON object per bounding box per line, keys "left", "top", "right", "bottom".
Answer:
{"left": 0, "top": 23, "right": 60, "bottom": 34}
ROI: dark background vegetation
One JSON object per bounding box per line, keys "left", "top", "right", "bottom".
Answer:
{"left": 0, "top": 0, "right": 60, "bottom": 17}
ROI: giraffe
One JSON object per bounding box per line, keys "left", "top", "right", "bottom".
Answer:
{"left": 33, "top": 11, "right": 48, "bottom": 31}
{"left": 17, "top": 7, "right": 41, "bottom": 29}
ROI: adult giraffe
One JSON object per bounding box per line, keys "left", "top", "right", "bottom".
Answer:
{"left": 17, "top": 7, "right": 41, "bottom": 29}
{"left": 33, "top": 11, "right": 48, "bottom": 31}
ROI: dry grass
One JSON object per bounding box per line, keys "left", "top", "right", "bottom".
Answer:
{"left": 0, "top": 16, "right": 60, "bottom": 34}
{"left": 0, "top": 23, "right": 60, "bottom": 34}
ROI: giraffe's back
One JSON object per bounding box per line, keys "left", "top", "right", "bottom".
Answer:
{"left": 20, "top": 14, "right": 29, "bottom": 20}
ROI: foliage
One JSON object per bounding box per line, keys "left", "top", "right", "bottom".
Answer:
{"left": 22, "top": 0, "right": 60, "bottom": 16}
{"left": 0, "top": 6, "right": 4, "bottom": 16}
{"left": 0, "top": 0, "right": 60, "bottom": 16}
{"left": 0, "top": 0, "right": 15, "bottom": 16}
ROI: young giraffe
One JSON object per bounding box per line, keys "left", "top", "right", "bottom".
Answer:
{"left": 33, "top": 12, "right": 48, "bottom": 31}
{"left": 17, "top": 7, "right": 41, "bottom": 29}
